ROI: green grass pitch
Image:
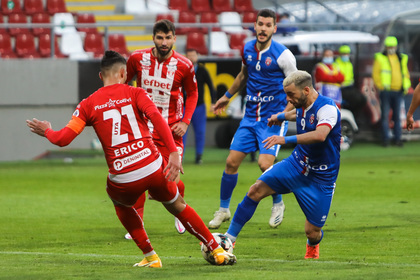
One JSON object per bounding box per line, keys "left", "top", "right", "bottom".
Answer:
{"left": 1, "top": 142, "right": 420, "bottom": 279}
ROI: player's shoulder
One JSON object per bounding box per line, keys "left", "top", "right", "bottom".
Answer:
{"left": 243, "top": 39, "right": 257, "bottom": 51}
{"left": 129, "top": 48, "right": 153, "bottom": 59}
{"left": 269, "top": 40, "right": 289, "bottom": 55}
{"left": 173, "top": 51, "right": 193, "bottom": 68}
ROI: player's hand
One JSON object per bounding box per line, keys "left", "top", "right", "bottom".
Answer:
{"left": 406, "top": 115, "right": 415, "bottom": 131}
{"left": 213, "top": 95, "right": 230, "bottom": 115}
{"left": 164, "top": 152, "right": 183, "bottom": 182}
{"left": 26, "top": 118, "right": 51, "bottom": 137}
{"left": 262, "top": 135, "right": 284, "bottom": 149}
{"left": 267, "top": 113, "right": 282, "bottom": 127}
{"left": 171, "top": 121, "right": 188, "bottom": 137}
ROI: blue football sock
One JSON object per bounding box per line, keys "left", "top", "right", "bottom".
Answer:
{"left": 307, "top": 230, "right": 324, "bottom": 246}
{"left": 226, "top": 195, "right": 259, "bottom": 238}
{"left": 219, "top": 171, "right": 238, "bottom": 209}
{"left": 272, "top": 193, "right": 283, "bottom": 204}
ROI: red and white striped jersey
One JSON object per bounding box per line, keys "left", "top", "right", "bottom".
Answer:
{"left": 126, "top": 48, "right": 198, "bottom": 143}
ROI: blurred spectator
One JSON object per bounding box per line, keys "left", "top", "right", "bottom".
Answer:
{"left": 334, "top": 45, "right": 366, "bottom": 122}
{"left": 373, "top": 36, "right": 411, "bottom": 147}
{"left": 314, "top": 49, "right": 344, "bottom": 106}
{"left": 277, "top": 13, "right": 297, "bottom": 35}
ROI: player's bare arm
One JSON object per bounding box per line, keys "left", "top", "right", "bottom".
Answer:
{"left": 213, "top": 66, "right": 248, "bottom": 115}
{"left": 263, "top": 125, "right": 331, "bottom": 149}
{"left": 267, "top": 108, "right": 297, "bottom": 127}
{"left": 407, "top": 83, "right": 420, "bottom": 131}
{"left": 26, "top": 118, "right": 51, "bottom": 137}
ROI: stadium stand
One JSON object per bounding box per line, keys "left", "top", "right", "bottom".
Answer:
{"left": 0, "top": 14, "right": 7, "bottom": 34}
{"left": 212, "top": 0, "right": 232, "bottom": 13}
{"left": 60, "top": 32, "right": 91, "bottom": 59}
{"left": 168, "top": 0, "right": 189, "bottom": 12}
{"left": 46, "top": 0, "right": 67, "bottom": 15}
{"left": 177, "top": 11, "right": 198, "bottom": 35}
{"left": 76, "top": 13, "right": 99, "bottom": 34}
{"left": 24, "top": 0, "right": 45, "bottom": 15}
{"left": 107, "top": 33, "right": 130, "bottom": 58}
{"left": 155, "top": 13, "right": 175, "bottom": 23}
{"left": 209, "top": 31, "right": 238, "bottom": 56}
{"left": 229, "top": 32, "right": 248, "bottom": 51}
{"left": 0, "top": 32, "right": 17, "bottom": 58}
{"left": 31, "top": 12, "right": 50, "bottom": 36}
{"left": 38, "top": 33, "right": 67, "bottom": 58}
{"left": 1, "top": 0, "right": 23, "bottom": 15}
{"left": 234, "top": 0, "right": 255, "bottom": 13}
{"left": 84, "top": 32, "right": 104, "bottom": 58}
{"left": 8, "top": 12, "right": 31, "bottom": 36}
{"left": 15, "top": 33, "right": 41, "bottom": 58}
{"left": 191, "top": 0, "right": 210, "bottom": 13}
{"left": 53, "top": 12, "right": 77, "bottom": 35}
{"left": 186, "top": 32, "right": 207, "bottom": 55}
{"left": 219, "top": 11, "right": 244, "bottom": 34}
{"left": 200, "top": 11, "right": 220, "bottom": 34}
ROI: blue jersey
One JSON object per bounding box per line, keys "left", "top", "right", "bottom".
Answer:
{"left": 290, "top": 94, "right": 341, "bottom": 184}
{"left": 242, "top": 39, "right": 297, "bottom": 121}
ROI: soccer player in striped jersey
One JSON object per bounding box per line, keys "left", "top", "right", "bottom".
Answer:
{"left": 209, "top": 8, "right": 297, "bottom": 229}
{"left": 26, "top": 50, "right": 236, "bottom": 267}
{"left": 226, "top": 70, "right": 341, "bottom": 259}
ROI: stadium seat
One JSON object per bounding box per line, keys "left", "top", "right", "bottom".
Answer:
{"left": 241, "top": 11, "right": 257, "bottom": 32}
{"left": 1, "top": 0, "right": 23, "bottom": 15}
{"left": 147, "top": 0, "right": 169, "bottom": 13}
{"left": 15, "top": 33, "right": 41, "bottom": 58}
{"left": 124, "top": 0, "right": 146, "bottom": 15}
{"left": 24, "top": 0, "right": 45, "bottom": 15}
{"left": 0, "top": 33, "right": 17, "bottom": 58}
{"left": 84, "top": 32, "right": 104, "bottom": 58}
{"left": 0, "top": 14, "right": 7, "bottom": 34}
{"left": 233, "top": 0, "right": 255, "bottom": 13}
{"left": 219, "top": 12, "right": 244, "bottom": 34}
{"left": 31, "top": 12, "right": 50, "bottom": 36}
{"left": 38, "top": 33, "right": 67, "bottom": 58}
{"left": 211, "top": 0, "right": 232, "bottom": 13}
{"left": 8, "top": 13, "right": 31, "bottom": 37}
{"left": 229, "top": 32, "right": 247, "bottom": 51}
{"left": 186, "top": 32, "right": 207, "bottom": 55}
{"left": 168, "top": 0, "right": 189, "bottom": 12}
{"left": 107, "top": 33, "right": 130, "bottom": 58}
{"left": 155, "top": 13, "right": 175, "bottom": 23}
{"left": 177, "top": 11, "right": 198, "bottom": 35}
{"left": 53, "top": 13, "right": 77, "bottom": 35}
{"left": 200, "top": 11, "right": 220, "bottom": 34}
{"left": 46, "top": 0, "right": 67, "bottom": 15}
{"left": 76, "top": 13, "right": 98, "bottom": 34}
{"left": 191, "top": 0, "right": 210, "bottom": 13}
{"left": 60, "top": 32, "right": 91, "bottom": 60}
{"left": 209, "top": 31, "right": 238, "bottom": 56}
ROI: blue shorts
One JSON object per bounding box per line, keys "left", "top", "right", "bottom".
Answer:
{"left": 230, "top": 118, "right": 288, "bottom": 156}
{"left": 259, "top": 157, "right": 335, "bottom": 227}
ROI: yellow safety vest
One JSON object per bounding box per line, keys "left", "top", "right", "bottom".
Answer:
{"left": 373, "top": 52, "right": 411, "bottom": 94}
{"left": 334, "top": 57, "right": 354, "bottom": 87}
{"left": 315, "top": 63, "right": 341, "bottom": 87}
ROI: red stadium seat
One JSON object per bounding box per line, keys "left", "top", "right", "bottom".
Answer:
{"left": 15, "top": 33, "right": 41, "bottom": 58}
{"left": 176, "top": 11, "right": 198, "bottom": 35}
{"left": 191, "top": 0, "right": 210, "bottom": 13}
{"left": 0, "top": 14, "right": 7, "bottom": 34}
{"left": 168, "top": 0, "right": 189, "bottom": 12}
{"left": 76, "top": 13, "right": 98, "bottom": 34}
{"left": 8, "top": 13, "right": 31, "bottom": 37}
{"left": 31, "top": 12, "right": 50, "bottom": 36}
{"left": 46, "top": 0, "right": 67, "bottom": 15}
{"left": 84, "top": 32, "right": 104, "bottom": 58}
{"left": 242, "top": 11, "right": 257, "bottom": 32}
{"left": 234, "top": 0, "right": 255, "bottom": 13}
{"left": 0, "top": 33, "right": 17, "bottom": 58}
{"left": 107, "top": 33, "right": 130, "bottom": 58}
{"left": 200, "top": 11, "right": 220, "bottom": 34}
{"left": 211, "top": 0, "right": 232, "bottom": 13}
{"left": 1, "top": 0, "right": 23, "bottom": 15}
{"left": 24, "top": 0, "right": 45, "bottom": 15}
{"left": 229, "top": 32, "right": 247, "bottom": 51}
{"left": 186, "top": 32, "right": 207, "bottom": 55}
{"left": 155, "top": 13, "right": 175, "bottom": 23}
{"left": 38, "top": 33, "right": 67, "bottom": 58}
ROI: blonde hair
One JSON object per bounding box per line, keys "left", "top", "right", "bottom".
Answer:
{"left": 283, "top": 70, "right": 313, "bottom": 89}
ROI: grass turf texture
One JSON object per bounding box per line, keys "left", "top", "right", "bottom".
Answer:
{"left": 1, "top": 142, "right": 420, "bottom": 279}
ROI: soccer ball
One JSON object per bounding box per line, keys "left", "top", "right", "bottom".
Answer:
{"left": 201, "top": 233, "right": 233, "bottom": 265}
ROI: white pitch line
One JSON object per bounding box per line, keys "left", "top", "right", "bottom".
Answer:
{"left": 1, "top": 251, "right": 419, "bottom": 268}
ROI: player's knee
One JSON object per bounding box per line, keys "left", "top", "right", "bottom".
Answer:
{"left": 225, "top": 158, "right": 240, "bottom": 173}
{"left": 305, "top": 227, "right": 321, "bottom": 241}
{"left": 258, "top": 161, "right": 271, "bottom": 172}
{"left": 247, "top": 182, "right": 267, "bottom": 202}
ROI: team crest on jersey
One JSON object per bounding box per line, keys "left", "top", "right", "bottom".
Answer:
{"left": 107, "top": 99, "right": 116, "bottom": 108}
{"left": 309, "top": 114, "right": 315, "bottom": 124}
{"left": 247, "top": 55, "right": 252, "bottom": 62}
{"left": 73, "top": 109, "right": 79, "bottom": 117}
{"left": 140, "top": 55, "right": 152, "bottom": 70}
{"left": 265, "top": 57, "right": 272, "bottom": 66}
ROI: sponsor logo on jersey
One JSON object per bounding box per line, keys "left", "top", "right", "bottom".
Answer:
{"left": 94, "top": 98, "right": 132, "bottom": 110}
{"left": 265, "top": 57, "right": 272, "bottom": 66}
{"left": 246, "top": 95, "right": 275, "bottom": 103}
{"left": 113, "top": 146, "right": 151, "bottom": 171}
{"left": 143, "top": 76, "right": 172, "bottom": 91}
{"left": 73, "top": 109, "right": 80, "bottom": 117}
{"left": 309, "top": 114, "right": 315, "bottom": 124}
{"left": 247, "top": 55, "right": 252, "bottom": 62}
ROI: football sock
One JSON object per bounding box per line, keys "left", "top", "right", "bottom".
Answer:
{"left": 272, "top": 193, "right": 283, "bottom": 205}
{"left": 220, "top": 171, "right": 238, "bottom": 209}
{"left": 177, "top": 180, "right": 185, "bottom": 198}
{"left": 226, "top": 195, "right": 259, "bottom": 239}
{"left": 133, "top": 193, "right": 146, "bottom": 220}
{"left": 175, "top": 205, "right": 219, "bottom": 251}
{"left": 114, "top": 204, "right": 153, "bottom": 254}
{"left": 307, "top": 230, "right": 324, "bottom": 246}
{"left": 144, "top": 250, "right": 157, "bottom": 257}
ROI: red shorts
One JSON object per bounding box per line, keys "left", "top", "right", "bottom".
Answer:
{"left": 154, "top": 133, "right": 184, "bottom": 161}
{"left": 106, "top": 164, "right": 178, "bottom": 207}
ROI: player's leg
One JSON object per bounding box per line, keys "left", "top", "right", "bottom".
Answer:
{"left": 193, "top": 104, "right": 206, "bottom": 164}
{"left": 208, "top": 150, "right": 247, "bottom": 229}
{"left": 390, "top": 91, "right": 403, "bottom": 146}
{"left": 304, "top": 220, "right": 323, "bottom": 259}
{"left": 209, "top": 121, "right": 255, "bottom": 229}
{"left": 225, "top": 180, "right": 275, "bottom": 243}
{"left": 257, "top": 121, "right": 288, "bottom": 228}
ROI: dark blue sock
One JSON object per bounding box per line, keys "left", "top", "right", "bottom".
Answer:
{"left": 307, "top": 230, "right": 324, "bottom": 246}
{"left": 226, "top": 195, "right": 259, "bottom": 238}
{"left": 272, "top": 193, "right": 283, "bottom": 204}
{"left": 220, "top": 171, "right": 238, "bottom": 208}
